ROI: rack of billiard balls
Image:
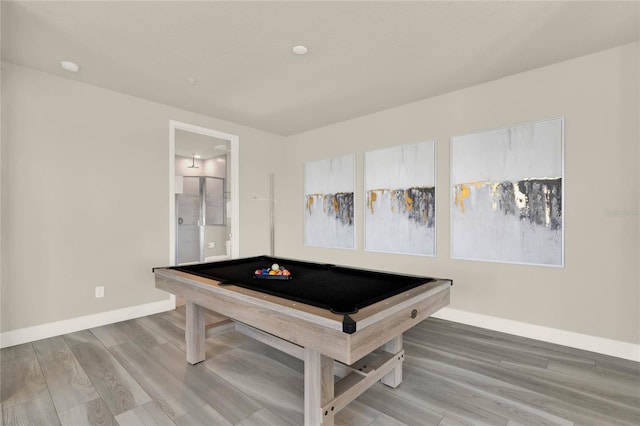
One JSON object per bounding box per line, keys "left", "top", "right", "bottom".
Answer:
{"left": 254, "top": 263, "right": 292, "bottom": 280}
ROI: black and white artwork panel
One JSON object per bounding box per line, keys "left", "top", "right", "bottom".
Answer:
{"left": 451, "top": 118, "right": 564, "bottom": 266}
{"left": 365, "top": 141, "right": 436, "bottom": 256}
{"left": 304, "top": 154, "right": 355, "bottom": 249}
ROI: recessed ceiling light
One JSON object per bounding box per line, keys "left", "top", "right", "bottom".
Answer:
{"left": 60, "top": 60, "right": 80, "bottom": 72}
{"left": 292, "top": 45, "right": 308, "bottom": 55}
{"left": 194, "top": 154, "right": 201, "bottom": 159}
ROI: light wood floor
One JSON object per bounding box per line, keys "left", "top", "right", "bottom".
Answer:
{"left": 2, "top": 306, "right": 639, "bottom": 425}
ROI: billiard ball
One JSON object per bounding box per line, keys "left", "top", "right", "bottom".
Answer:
{"left": 271, "top": 263, "right": 280, "bottom": 271}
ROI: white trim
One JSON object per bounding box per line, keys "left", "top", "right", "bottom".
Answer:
{"left": 0, "top": 298, "right": 175, "bottom": 349}
{"left": 3, "top": 301, "right": 637, "bottom": 363}
{"left": 432, "top": 307, "right": 640, "bottom": 362}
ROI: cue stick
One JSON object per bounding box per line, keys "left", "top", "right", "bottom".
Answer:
{"left": 269, "top": 172, "right": 275, "bottom": 256}
{"left": 252, "top": 173, "right": 276, "bottom": 256}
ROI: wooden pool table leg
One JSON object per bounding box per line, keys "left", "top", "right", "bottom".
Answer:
{"left": 381, "top": 335, "right": 403, "bottom": 387}
{"left": 186, "top": 301, "right": 205, "bottom": 364}
{"left": 304, "top": 347, "right": 334, "bottom": 426}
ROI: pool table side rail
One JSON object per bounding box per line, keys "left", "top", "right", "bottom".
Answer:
{"left": 348, "top": 280, "right": 451, "bottom": 326}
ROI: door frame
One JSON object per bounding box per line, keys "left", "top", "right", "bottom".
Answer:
{"left": 169, "top": 120, "right": 240, "bottom": 271}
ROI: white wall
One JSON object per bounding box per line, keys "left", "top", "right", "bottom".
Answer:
{"left": 277, "top": 43, "right": 640, "bottom": 347}
{"left": 0, "top": 62, "right": 284, "bottom": 334}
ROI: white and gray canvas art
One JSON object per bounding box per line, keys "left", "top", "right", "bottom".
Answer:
{"left": 451, "top": 118, "right": 564, "bottom": 266}
{"left": 365, "top": 141, "right": 436, "bottom": 256}
{"left": 304, "top": 154, "right": 355, "bottom": 249}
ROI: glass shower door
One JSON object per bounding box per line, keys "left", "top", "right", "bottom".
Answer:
{"left": 176, "top": 177, "right": 202, "bottom": 264}
{"left": 176, "top": 176, "right": 226, "bottom": 264}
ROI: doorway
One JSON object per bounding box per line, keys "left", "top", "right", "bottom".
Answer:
{"left": 169, "top": 121, "right": 239, "bottom": 267}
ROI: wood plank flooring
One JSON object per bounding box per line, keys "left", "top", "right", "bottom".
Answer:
{"left": 2, "top": 306, "right": 638, "bottom": 425}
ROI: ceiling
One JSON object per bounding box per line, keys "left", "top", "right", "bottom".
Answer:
{"left": 2, "top": 1, "right": 639, "bottom": 136}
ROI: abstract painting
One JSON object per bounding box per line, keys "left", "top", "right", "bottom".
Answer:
{"left": 451, "top": 118, "right": 564, "bottom": 266}
{"left": 365, "top": 141, "right": 436, "bottom": 256}
{"left": 304, "top": 154, "right": 355, "bottom": 249}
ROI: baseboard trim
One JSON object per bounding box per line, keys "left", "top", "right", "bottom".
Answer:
{"left": 0, "top": 297, "right": 176, "bottom": 348}
{"left": 2, "top": 301, "right": 637, "bottom": 362}
{"left": 432, "top": 307, "right": 640, "bottom": 362}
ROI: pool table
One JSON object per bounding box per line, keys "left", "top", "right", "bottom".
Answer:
{"left": 153, "top": 255, "right": 451, "bottom": 426}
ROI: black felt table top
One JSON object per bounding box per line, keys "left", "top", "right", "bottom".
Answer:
{"left": 169, "top": 255, "right": 434, "bottom": 315}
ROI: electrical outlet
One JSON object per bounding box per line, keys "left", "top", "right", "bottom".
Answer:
{"left": 208, "top": 242, "right": 216, "bottom": 248}
{"left": 95, "top": 286, "right": 104, "bottom": 298}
